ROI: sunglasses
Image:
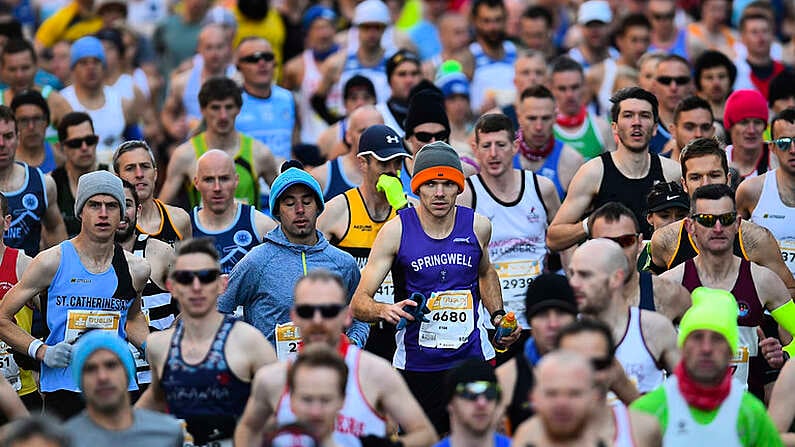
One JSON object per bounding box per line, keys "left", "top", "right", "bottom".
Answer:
{"left": 239, "top": 51, "right": 275, "bottom": 64}
{"left": 591, "top": 356, "right": 612, "bottom": 371}
{"left": 602, "top": 234, "right": 639, "bottom": 248}
{"left": 651, "top": 12, "right": 675, "bottom": 21}
{"left": 455, "top": 381, "right": 501, "bottom": 401}
{"left": 655, "top": 76, "right": 690, "bottom": 86}
{"left": 63, "top": 135, "right": 99, "bottom": 149}
{"left": 770, "top": 136, "right": 795, "bottom": 151}
{"left": 171, "top": 269, "right": 221, "bottom": 285}
{"left": 294, "top": 303, "right": 346, "bottom": 319}
{"left": 414, "top": 131, "right": 449, "bottom": 143}
{"left": 691, "top": 212, "right": 737, "bottom": 227}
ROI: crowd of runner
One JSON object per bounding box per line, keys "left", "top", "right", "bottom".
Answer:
{"left": 0, "top": 0, "right": 792, "bottom": 446}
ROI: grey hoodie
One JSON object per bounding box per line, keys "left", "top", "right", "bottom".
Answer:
{"left": 218, "top": 226, "right": 368, "bottom": 346}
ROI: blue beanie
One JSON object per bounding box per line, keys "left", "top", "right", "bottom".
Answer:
{"left": 269, "top": 167, "right": 325, "bottom": 220}
{"left": 71, "top": 331, "right": 136, "bottom": 388}
{"left": 70, "top": 36, "right": 106, "bottom": 69}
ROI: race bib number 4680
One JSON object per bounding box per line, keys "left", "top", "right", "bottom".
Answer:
{"left": 419, "top": 290, "right": 475, "bottom": 350}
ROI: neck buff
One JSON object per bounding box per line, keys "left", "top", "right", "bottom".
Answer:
{"left": 516, "top": 127, "right": 554, "bottom": 162}
{"left": 674, "top": 362, "right": 732, "bottom": 411}
{"left": 556, "top": 105, "right": 587, "bottom": 128}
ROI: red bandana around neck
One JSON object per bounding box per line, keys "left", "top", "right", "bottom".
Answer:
{"left": 556, "top": 106, "right": 587, "bottom": 128}
{"left": 674, "top": 362, "right": 732, "bottom": 411}
{"left": 515, "top": 128, "right": 555, "bottom": 162}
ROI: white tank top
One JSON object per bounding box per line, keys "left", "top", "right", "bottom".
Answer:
{"left": 614, "top": 307, "right": 665, "bottom": 393}
{"left": 375, "top": 102, "right": 404, "bottom": 138}
{"left": 662, "top": 376, "right": 743, "bottom": 447}
{"left": 110, "top": 73, "right": 136, "bottom": 101}
{"left": 750, "top": 170, "right": 795, "bottom": 275}
{"left": 467, "top": 170, "right": 547, "bottom": 328}
{"left": 612, "top": 402, "right": 636, "bottom": 447}
{"left": 597, "top": 59, "right": 617, "bottom": 118}
{"left": 468, "top": 41, "right": 517, "bottom": 112}
{"left": 61, "top": 85, "right": 125, "bottom": 167}
{"left": 276, "top": 344, "right": 387, "bottom": 446}
{"left": 299, "top": 50, "right": 329, "bottom": 144}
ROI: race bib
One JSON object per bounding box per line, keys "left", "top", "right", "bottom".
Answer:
{"left": 731, "top": 326, "right": 758, "bottom": 388}
{"left": 419, "top": 290, "right": 475, "bottom": 349}
{"left": 780, "top": 239, "right": 795, "bottom": 275}
{"left": 0, "top": 341, "right": 20, "bottom": 391}
{"left": 65, "top": 309, "right": 121, "bottom": 343}
{"left": 274, "top": 322, "right": 302, "bottom": 361}
{"left": 374, "top": 272, "right": 395, "bottom": 304}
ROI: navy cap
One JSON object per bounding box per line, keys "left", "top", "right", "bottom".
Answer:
{"left": 358, "top": 124, "right": 411, "bottom": 161}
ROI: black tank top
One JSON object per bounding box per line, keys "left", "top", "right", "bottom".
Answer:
{"left": 594, "top": 153, "right": 665, "bottom": 239}
{"left": 508, "top": 354, "right": 535, "bottom": 432}
{"left": 135, "top": 199, "right": 183, "bottom": 246}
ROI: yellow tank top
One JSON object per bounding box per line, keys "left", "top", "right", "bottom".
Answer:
{"left": 335, "top": 188, "right": 397, "bottom": 252}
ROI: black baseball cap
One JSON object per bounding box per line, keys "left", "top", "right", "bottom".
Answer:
{"left": 525, "top": 274, "right": 577, "bottom": 321}
{"left": 646, "top": 181, "right": 689, "bottom": 214}
{"left": 357, "top": 124, "right": 411, "bottom": 161}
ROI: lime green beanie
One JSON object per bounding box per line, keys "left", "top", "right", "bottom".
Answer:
{"left": 678, "top": 287, "right": 739, "bottom": 353}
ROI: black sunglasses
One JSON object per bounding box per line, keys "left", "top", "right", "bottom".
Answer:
{"left": 656, "top": 76, "right": 690, "bottom": 86}
{"left": 414, "top": 131, "right": 449, "bottom": 143}
{"left": 591, "top": 356, "right": 612, "bottom": 371}
{"left": 171, "top": 269, "right": 221, "bottom": 285}
{"left": 691, "top": 212, "right": 737, "bottom": 228}
{"left": 651, "top": 12, "right": 675, "bottom": 21}
{"left": 455, "top": 381, "right": 501, "bottom": 401}
{"left": 239, "top": 51, "right": 275, "bottom": 64}
{"left": 63, "top": 135, "right": 99, "bottom": 149}
{"left": 295, "top": 303, "right": 346, "bottom": 319}
{"left": 770, "top": 137, "right": 795, "bottom": 151}
{"left": 603, "top": 233, "right": 640, "bottom": 248}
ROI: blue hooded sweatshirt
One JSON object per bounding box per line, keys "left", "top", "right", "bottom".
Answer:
{"left": 218, "top": 226, "right": 369, "bottom": 346}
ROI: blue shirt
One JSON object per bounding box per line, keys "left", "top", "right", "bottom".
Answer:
{"left": 236, "top": 87, "right": 296, "bottom": 160}
{"left": 218, "top": 226, "right": 369, "bottom": 346}
{"left": 434, "top": 434, "right": 511, "bottom": 447}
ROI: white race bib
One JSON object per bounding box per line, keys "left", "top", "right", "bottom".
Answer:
{"left": 0, "top": 341, "right": 20, "bottom": 391}
{"left": 374, "top": 272, "right": 395, "bottom": 304}
{"left": 419, "top": 290, "right": 475, "bottom": 349}
{"left": 65, "top": 309, "right": 121, "bottom": 343}
{"left": 274, "top": 322, "right": 302, "bottom": 361}
{"left": 731, "top": 326, "right": 758, "bottom": 388}
{"left": 780, "top": 239, "right": 795, "bottom": 275}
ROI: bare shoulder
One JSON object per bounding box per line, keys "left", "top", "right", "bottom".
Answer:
{"left": 736, "top": 174, "right": 764, "bottom": 203}
{"left": 29, "top": 244, "right": 63, "bottom": 277}
{"left": 473, "top": 211, "right": 492, "bottom": 241}
{"left": 659, "top": 156, "right": 682, "bottom": 181}
{"left": 561, "top": 144, "right": 585, "bottom": 165}
{"left": 650, "top": 219, "right": 683, "bottom": 266}
{"left": 740, "top": 219, "right": 775, "bottom": 252}
{"left": 168, "top": 70, "right": 189, "bottom": 94}
{"left": 124, "top": 251, "right": 151, "bottom": 282}
{"left": 146, "top": 328, "right": 175, "bottom": 362}
{"left": 253, "top": 360, "right": 288, "bottom": 393}
{"left": 171, "top": 139, "right": 198, "bottom": 165}
{"left": 230, "top": 320, "right": 269, "bottom": 346}
{"left": 655, "top": 267, "right": 684, "bottom": 288}
{"left": 164, "top": 204, "right": 191, "bottom": 227}
{"left": 146, "top": 238, "right": 175, "bottom": 260}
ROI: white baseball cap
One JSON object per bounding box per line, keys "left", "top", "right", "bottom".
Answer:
{"left": 353, "top": 0, "right": 391, "bottom": 26}
{"left": 578, "top": 0, "right": 612, "bottom": 24}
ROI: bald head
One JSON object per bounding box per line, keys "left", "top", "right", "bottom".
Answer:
{"left": 346, "top": 105, "right": 385, "bottom": 149}
{"left": 574, "top": 239, "right": 629, "bottom": 277}
{"left": 199, "top": 24, "right": 226, "bottom": 47}
{"left": 195, "top": 149, "right": 238, "bottom": 212}
{"left": 197, "top": 149, "right": 235, "bottom": 174}
{"left": 535, "top": 350, "right": 595, "bottom": 386}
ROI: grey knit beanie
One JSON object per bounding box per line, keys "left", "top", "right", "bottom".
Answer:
{"left": 74, "top": 171, "right": 126, "bottom": 218}
{"left": 410, "top": 141, "right": 464, "bottom": 193}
